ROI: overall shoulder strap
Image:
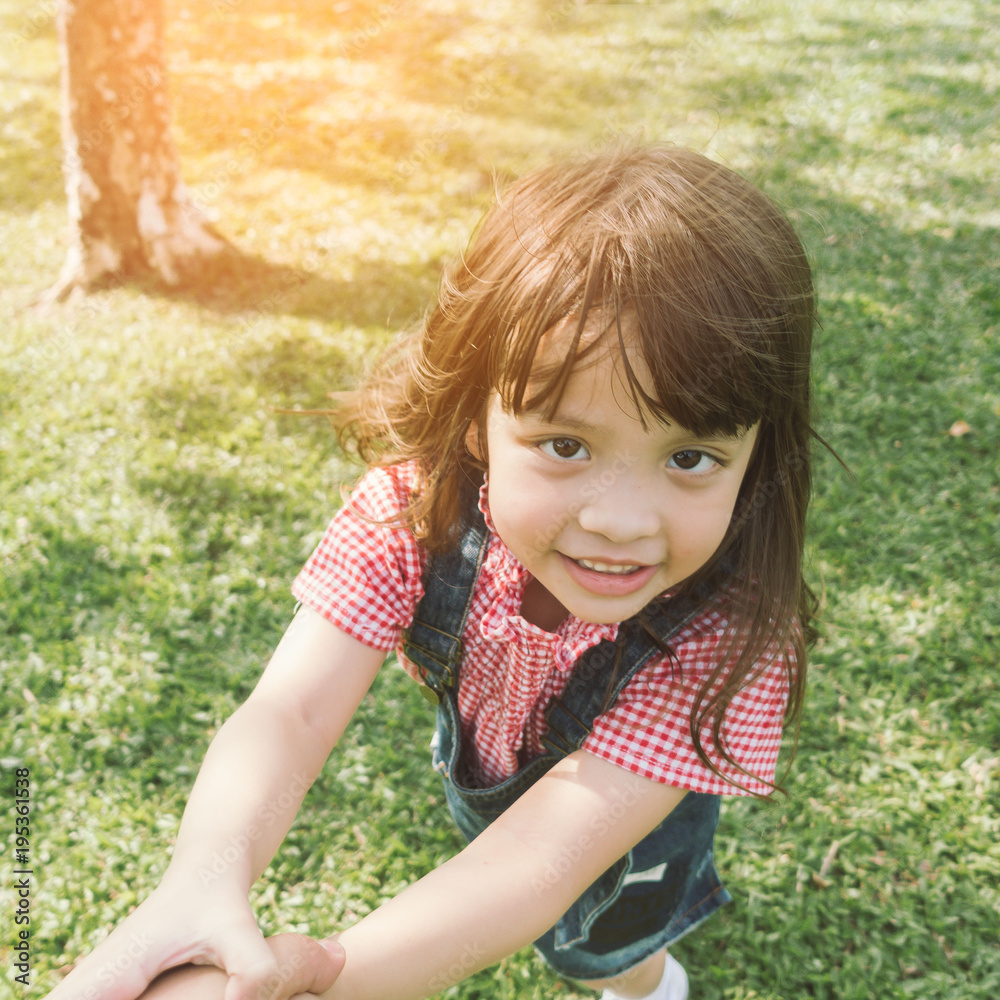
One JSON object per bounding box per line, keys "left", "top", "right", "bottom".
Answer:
{"left": 540, "top": 594, "right": 706, "bottom": 756}
{"left": 400, "top": 479, "right": 489, "bottom": 701}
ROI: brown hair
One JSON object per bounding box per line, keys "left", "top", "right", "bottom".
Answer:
{"left": 335, "top": 142, "right": 819, "bottom": 794}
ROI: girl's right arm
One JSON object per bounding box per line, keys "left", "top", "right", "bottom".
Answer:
{"left": 45, "top": 607, "right": 386, "bottom": 1000}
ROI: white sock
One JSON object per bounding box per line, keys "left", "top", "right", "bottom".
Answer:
{"left": 600, "top": 953, "right": 689, "bottom": 1000}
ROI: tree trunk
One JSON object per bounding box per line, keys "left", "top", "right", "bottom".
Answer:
{"left": 51, "top": 0, "right": 226, "bottom": 298}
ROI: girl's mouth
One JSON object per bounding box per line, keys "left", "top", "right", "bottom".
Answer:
{"left": 574, "top": 557, "right": 642, "bottom": 575}
{"left": 560, "top": 554, "right": 659, "bottom": 597}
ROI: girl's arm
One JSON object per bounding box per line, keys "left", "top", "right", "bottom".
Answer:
{"left": 320, "top": 750, "right": 687, "bottom": 1000}
{"left": 131, "top": 752, "right": 687, "bottom": 1000}
{"left": 45, "top": 607, "right": 385, "bottom": 1000}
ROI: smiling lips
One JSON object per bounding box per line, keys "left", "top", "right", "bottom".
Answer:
{"left": 560, "top": 554, "right": 659, "bottom": 597}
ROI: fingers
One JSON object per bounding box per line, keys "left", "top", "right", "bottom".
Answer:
{"left": 223, "top": 934, "right": 345, "bottom": 1000}
{"left": 41, "top": 893, "right": 345, "bottom": 1000}
{"left": 56, "top": 934, "right": 345, "bottom": 1000}
{"left": 282, "top": 936, "right": 346, "bottom": 995}
{"left": 215, "top": 927, "right": 284, "bottom": 1000}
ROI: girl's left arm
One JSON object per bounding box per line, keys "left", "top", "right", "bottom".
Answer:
{"left": 321, "top": 751, "right": 687, "bottom": 1000}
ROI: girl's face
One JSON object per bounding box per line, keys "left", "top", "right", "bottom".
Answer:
{"left": 470, "top": 321, "right": 758, "bottom": 626}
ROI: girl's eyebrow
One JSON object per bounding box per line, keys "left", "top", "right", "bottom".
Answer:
{"left": 530, "top": 412, "right": 598, "bottom": 433}
{"left": 526, "top": 410, "right": 756, "bottom": 445}
{"left": 521, "top": 409, "right": 612, "bottom": 436}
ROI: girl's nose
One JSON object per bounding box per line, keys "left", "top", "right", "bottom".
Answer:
{"left": 575, "top": 477, "right": 661, "bottom": 543}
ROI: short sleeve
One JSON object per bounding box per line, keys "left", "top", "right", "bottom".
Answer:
{"left": 583, "top": 614, "right": 793, "bottom": 797}
{"left": 291, "top": 464, "right": 427, "bottom": 652}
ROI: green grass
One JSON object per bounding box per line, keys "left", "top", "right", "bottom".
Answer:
{"left": 2, "top": 0, "right": 998, "bottom": 998}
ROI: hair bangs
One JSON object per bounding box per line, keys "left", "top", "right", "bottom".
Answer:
{"left": 482, "top": 151, "right": 812, "bottom": 438}
{"left": 491, "top": 255, "right": 804, "bottom": 442}
{"left": 605, "top": 186, "right": 812, "bottom": 438}
{"left": 491, "top": 234, "right": 617, "bottom": 418}
{"left": 627, "top": 305, "right": 796, "bottom": 438}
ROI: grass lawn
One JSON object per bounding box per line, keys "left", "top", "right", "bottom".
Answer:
{"left": 1, "top": 0, "right": 998, "bottom": 997}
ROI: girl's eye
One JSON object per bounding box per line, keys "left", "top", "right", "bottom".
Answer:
{"left": 539, "top": 437, "right": 589, "bottom": 461}
{"left": 668, "top": 450, "right": 718, "bottom": 474}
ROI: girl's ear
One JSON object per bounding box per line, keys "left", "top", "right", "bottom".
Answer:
{"left": 465, "top": 421, "right": 484, "bottom": 460}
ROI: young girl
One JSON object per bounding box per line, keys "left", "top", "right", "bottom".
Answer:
{"left": 46, "top": 143, "right": 817, "bottom": 1000}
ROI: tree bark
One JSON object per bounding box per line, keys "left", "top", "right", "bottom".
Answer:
{"left": 51, "top": 0, "right": 226, "bottom": 298}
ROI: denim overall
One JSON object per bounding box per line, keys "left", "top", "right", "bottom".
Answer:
{"left": 401, "top": 495, "right": 731, "bottom": 981}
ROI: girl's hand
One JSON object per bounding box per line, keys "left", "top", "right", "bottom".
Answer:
{"left": 43, "top": 875, "right": 345, "bottom": 1000}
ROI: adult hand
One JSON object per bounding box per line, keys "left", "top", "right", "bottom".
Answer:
{"left": 43, "top": 875, "right": 344, "bottom": 1000}
{"left": 141, "top": 934, "right": 346, "bottom": 1000}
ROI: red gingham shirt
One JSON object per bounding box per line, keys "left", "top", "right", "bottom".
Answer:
{"left": 292, "top": 463, "right": 792, "bottom": 796}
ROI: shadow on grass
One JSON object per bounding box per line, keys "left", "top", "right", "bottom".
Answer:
{"left": 1, "top": 528, "right": 146, "bottom": 647}
{"left": 140, "top": 242, "right": 434, "bottom": 331}
{"left": 137, "top": 464, "right": 295, "bottom": 546}
{"left": 2, "top": 459, "right": 308, "bottom": 697}
{"left": 0, "top": 85, "right": 63, "bottom": 213}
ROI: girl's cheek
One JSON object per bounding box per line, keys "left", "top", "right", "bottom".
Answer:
{"left": 674, "top": 505, "right": 729, "bottom": 548}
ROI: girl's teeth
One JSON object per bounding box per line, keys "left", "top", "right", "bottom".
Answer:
{"left": 576, "top": 558, "right": 640, "bottom": 575}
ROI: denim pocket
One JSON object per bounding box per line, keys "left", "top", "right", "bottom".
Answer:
{"left": 553, "top": 855, "right": 630, "bottom": 949}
